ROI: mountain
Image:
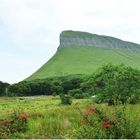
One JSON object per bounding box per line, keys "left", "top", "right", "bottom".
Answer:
{"left": 26, "top": 30, "right": 140, "bottom": 81}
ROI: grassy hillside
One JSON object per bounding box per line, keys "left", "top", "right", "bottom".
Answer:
{"left": 26, "top": 30, "right": 140, "bottom": 81}
{"left": 27, "top": 46, "right": 140, "bottom": 81}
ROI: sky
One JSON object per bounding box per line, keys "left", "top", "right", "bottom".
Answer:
{"left": 0, "top": 0, "right": 140, "bottom": 84}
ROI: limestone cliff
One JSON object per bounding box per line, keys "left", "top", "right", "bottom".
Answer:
{"left": 59, "top": 30, "right": 140, "bottom": 51}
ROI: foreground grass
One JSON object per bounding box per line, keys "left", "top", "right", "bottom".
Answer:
{"left": 0, "top": 96, "right": 140, "bottom": 138}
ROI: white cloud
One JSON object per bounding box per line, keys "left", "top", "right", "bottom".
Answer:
{"left": 0, "top": 0, "right": 140, "bottom": 83}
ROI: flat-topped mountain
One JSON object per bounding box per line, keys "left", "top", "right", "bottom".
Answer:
{"left": 26, "top": 30, "right": 140, "bottom": 81}
{"left": 59, "top": 30, "right": 140, "bottom": 51}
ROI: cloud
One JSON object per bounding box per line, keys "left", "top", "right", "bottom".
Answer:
{"left": 0, "top": 0, "right": 140, "bottom": 83}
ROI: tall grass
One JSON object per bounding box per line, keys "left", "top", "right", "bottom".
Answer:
{"left": 0, "top": 96, "right": 139, "bottom": 138}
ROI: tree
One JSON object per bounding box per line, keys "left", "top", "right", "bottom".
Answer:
{"left": 87, "top": 64, "right": 140, "bottom": 105}
{"left": 0, "top": 81, "right": 10, "bottom": 96}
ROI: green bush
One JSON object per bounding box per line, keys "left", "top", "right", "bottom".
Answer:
{"left": 60, "top": 94, "right": 72, "bottom": 105}
{"left": 74, "top": 93, "right": 84, "bottom": 99}
{"left": 83, "top": 93, "right": 91, "bottom": 98}
{"left": 52, "top": 92, "right": 57, "bottom": 96}
{"left": 87, "top": 64, "right": 140, "bottom": 105}
{"left": 93, "top": 95, "right": 103, "bottom": 104}
{"left": 0, "top": 81, "right": 10, "bottom": 96}
{"left": 68, "top": 89, "right": 83, "bottom": 99}
{"left": 7, "top": 75, "right": 84, "bottom": 96}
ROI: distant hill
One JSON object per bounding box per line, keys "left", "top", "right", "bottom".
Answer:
{"left": 26, "top": 30, "right": 140, "bottom": 81}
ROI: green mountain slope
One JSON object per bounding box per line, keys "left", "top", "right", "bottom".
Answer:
{"left": 26, "top": 30, "right": 140, "bottom": 81}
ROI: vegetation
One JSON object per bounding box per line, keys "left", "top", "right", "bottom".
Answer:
{"left": 76, "top": 104, "right": 139, "bottom": 139}
{"left": 1, "top": 63, "right": 140, "bottom": 138}
{"left": 87, "top": 64, "right": 140, "bottom": 105}
{"left": 60, "top": 94, "right": 72, "bottom": 105}
{"left": 0, "top": 96, "right": 139, "bottom": 139}
{"left": 0, "top": 112, "right": 29, "bottom": 138}
{"left": 7, "top": 75, "right": 84, "bottom": 97}
{"left": 26, "top": 47, "right": 140, "bottom": 81}
{"left": 0, "top": 81, "right": 10, "bottom": 96}
{"left": 60, "top": 30, "right": 95, "bottom": 38}
{"left": 6, "top": 64, "right": 140, "bottom": 105}
{"left": 1, "top": 31, "right": 140, "bottom": 138}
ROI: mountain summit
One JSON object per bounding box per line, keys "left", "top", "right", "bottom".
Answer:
{"left": 59, "top": 30, "right": 140, "bottom": 51}
{"left": 26, "top": 30, "right": 140, "bottom": 81}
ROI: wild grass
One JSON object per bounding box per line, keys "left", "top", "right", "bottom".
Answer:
{"left": 0, "top": 96, "right": 140, "bottom": 138}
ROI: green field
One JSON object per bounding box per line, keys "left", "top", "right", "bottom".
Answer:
{"left": 27, "top": 47, "right": 140, "bottom": 81}
{"left": 0, "top": 96, "right": 140, "bottom": 139}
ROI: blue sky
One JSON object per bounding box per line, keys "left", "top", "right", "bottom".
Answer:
{"left": 0, "top": 0, "right": 140, "bottom": 83}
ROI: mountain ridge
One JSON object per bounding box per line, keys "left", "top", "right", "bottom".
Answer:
{"left": 26, "top": 30, "right": 140, "bottom": 81}
{"left": 59, "top": 30, "right": 140, "bottom": 51}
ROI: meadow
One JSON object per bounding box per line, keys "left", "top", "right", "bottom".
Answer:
{"left": 0, "top": 96, "right": 140, "bottom": 139}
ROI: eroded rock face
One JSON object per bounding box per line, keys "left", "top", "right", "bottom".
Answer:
{"left": 59, "top": 31, "right": 140, "bottom": 51}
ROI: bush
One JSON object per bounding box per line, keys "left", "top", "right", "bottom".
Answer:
{"left": 83, "top": 93, "right": 91, "bottom": 98}
{"left": 75, "top": 105, "right": 140, "bottom": 139}
{"left": 61, "top": 76, "right": 83, "bottom": 94}
{"left": 0, "top": 81, "right": 10, "bottom": 96}
{"left": 74, "top": 93, "right": 84, "bottom": 99}
{"left": 60, "top": 94, "right": 72, "bottom": 105}
{"left": 68, "top": 89, "right": 83, "bottom": 99}
{"left": 87, "top": 64, "right": 140, "bottom": 105}
{"left": 52, "top": 92, "right": 57, "bottom": 96}
{"left": 0, "top": 112, "right": 30, "bottom": 139}
{"left": 93, "top": 95, "right": 103, "bottom": 104}
{"left": 7, "top": 75, "right": 85, "bottom": 97}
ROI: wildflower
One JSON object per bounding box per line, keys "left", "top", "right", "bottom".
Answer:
{"left": 92, "top": 105, "right": 96, "bottom": 110}
{"left": 42, "top": 135, "right": 46, "bottom": 139}
{"left": 0, "top": 120, "right": 4, "bottom": 125}
{"left": 103, "top": 120, "right": 110, "bottom": 129}
{"left": 117, "top": 122, "right": 121, "bottom": 126}
{"left": 80, "top": 119, "right": 84, "bottom": 125}
{"left": 5, "top": 122, "right": 12, "bottom": 128}
{"left": 112, "top": 117, "right": 116, "bottom": 121}
{"left": 18, "top": 113, "right": 30, "bottom": 119}
{"left": 85, "top": 108, "right": 92, "bottom": 116}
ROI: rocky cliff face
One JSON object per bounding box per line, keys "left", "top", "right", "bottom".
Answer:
{"left": 59, "top": 30, "right": 140, "bottom": 51}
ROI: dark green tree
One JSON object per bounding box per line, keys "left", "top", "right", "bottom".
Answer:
{"left": 0, "top": 81, "right": 10, "bottom": 96}
{"left": 87, "top": 64, "right": 140, "bottom": 105}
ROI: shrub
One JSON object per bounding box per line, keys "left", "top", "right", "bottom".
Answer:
{"left": 68, "top": 89, "right": 84, "bottom": 99}
{"left": 0, "top": 112, "right": 30, "bottom": 139}
{"left": 83, "top": 93, "right": 91, "bottom": 98}
{"left": 0, "top": 81, "right": 10, "bottom": 96}
{"left": 93, "top": 94, "right": 103, "bottom": 104}
{"left": 74, "top": 93, "right": 84, "bottom": 99}
{"left": 52, "top": 92, "right": 57, "bottom": 96}
{"left": 87, "top": 64, "right": 140, "bottom": 105}
{"left": 60, "top": 94, "right": 72, "bottom": 105}
{"left": 61, "top": 77, "right": 83, "bottom": 94}
{"left": 75, "top": 105, "right": 139, "bottom": 139}
{"left": 7, "top": 75, "right": 84, "bottom": 96}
